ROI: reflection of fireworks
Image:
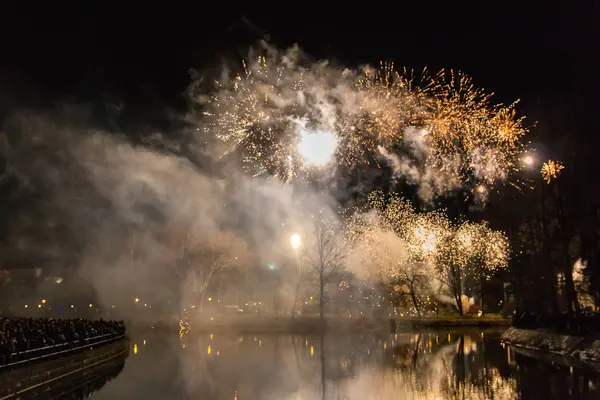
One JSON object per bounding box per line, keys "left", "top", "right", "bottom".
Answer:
{"left": 541, "top": 159, "right": 564, "bottom": 183}
{"left": 199, "top": 48, "right": 528, "bottom": 188}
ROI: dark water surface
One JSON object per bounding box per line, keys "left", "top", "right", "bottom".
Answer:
{"left": 83, "top": 330, "right": 599, "bottom": 399}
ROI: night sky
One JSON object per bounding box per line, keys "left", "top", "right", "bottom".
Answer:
{"left": 1, "top": 2, "right": 598, "bottom": 118}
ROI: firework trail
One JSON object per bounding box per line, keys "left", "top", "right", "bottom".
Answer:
{"left": 194, "top": 43, "right": 528, "bottom": 200}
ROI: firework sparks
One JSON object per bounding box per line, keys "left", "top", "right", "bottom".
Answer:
{"left": 541, "top": 159, "right": 564, "bottom": 183}
{"left": 198, "top": 47, "right": 528, "bottom": 190}
{"left": 347, "top": 191, "right": 509, "bottom": 285}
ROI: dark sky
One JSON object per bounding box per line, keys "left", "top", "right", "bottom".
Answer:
{"left": 1, "top": 2, "right": 598, "bottom": 109}
{"left": 0, "top": 1, "right": 598, "bottom": 262}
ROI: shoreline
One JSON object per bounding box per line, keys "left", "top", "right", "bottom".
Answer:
{"left": 132, "top": 315, "right": 511, "bottom": 334}
{"left": 502, "top": 327, "right": 600, "bottom": 370}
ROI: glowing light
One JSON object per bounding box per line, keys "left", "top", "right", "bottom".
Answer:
{"left": 71, "top": 305, "right": 74, "bottom": 308}
{"left": 135, "top": 298, "right": 139, "bottom": 303}
{"left": 523, "top": 155, "right": 534, "bottom": 166}
{"left": 208, "top": 297, "right": 212, "bottom": 302}
{"left": 38, "top": 304, "right": 41, "bottom": 308}
{"left": 41, "top": 299, "right": 46, "bottom": 304}
{"left": 310, "top": 345, "right": 314, "bottom": 356}
{"left": 297, "top": 129, "right": 338, "bottom": 166}
{"left": 207, "top": 345, "right": 212, "bottom": 355}
{"left": 143, "top": 340, "right": 146, "bottom": 345}
{"left": 133, "top": 344, "right": 138, "bottom": 355}
{"left": 476, "top": 184, "right": 486, "bottom": 193}
{"left": 89, "top": 304, "right": 93, "bottom": 308}
{"left": 291, "top": 233, "right": 302, "bottom": 249}
{"left": 24, "top": 305, "right": 28, "bottom": 308}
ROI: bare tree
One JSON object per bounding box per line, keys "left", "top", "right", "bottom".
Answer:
{"left": 166, "top": 224, "right": 253, "bottom": 311}
{"left": 434, "top": 230, "right": 467, "bottom": 316}
{"left": 302, "top": 212, "right": 347, "bottom": 321}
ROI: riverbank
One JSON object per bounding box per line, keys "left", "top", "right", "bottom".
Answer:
{"left": 502, "top": 327, "right": 600, "bottom": 369}
{"left": 133, "top": 315, "right": 510, "bottom": 334}
{"left": 0, "top": 337, "right": 129, "bottom": 399}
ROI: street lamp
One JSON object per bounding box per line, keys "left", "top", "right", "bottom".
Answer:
{"left": 522, "top": 154, "right": 535, "bottom": 168}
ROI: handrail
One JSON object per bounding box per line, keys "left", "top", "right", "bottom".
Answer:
{"left": 8, "top": 333, "right": 114, "bottom": 356}
{"left": 0, "top": 332, "right": 126, "bottom": 369}
{"left": 0, "top": 341, "right": 129, "bottom": 400}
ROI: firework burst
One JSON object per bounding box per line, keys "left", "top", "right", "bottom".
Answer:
{"left": 541, "top": 159, "right": 564, "bottom": 183}
{"left": 198, "top": 45, "right": 528, "bottom": 192}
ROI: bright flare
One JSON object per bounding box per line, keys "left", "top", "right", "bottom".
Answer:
{"left": 297, "top": 130, "right": 338, "bottom": 166}
{"left": 291, "top": 233, "right": 302, "bottom": 249}
{"left": 523, "top": 155, "right": 534, "bottom": 166}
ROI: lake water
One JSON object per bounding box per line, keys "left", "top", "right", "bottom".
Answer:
{"left": 85, "top": 330, "right": 599, "bottom": 399}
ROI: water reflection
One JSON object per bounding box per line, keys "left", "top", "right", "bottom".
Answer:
{"left": 90, "top": 331, "right": 600, "bottom": 399}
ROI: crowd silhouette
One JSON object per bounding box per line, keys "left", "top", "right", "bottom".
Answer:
{"left": 0, "top": 317, "right": 125, "bottom": 365}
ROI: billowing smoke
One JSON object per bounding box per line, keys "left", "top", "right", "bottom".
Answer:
{"left": 377, "top": 127, "right": 463, "bottom": 203}
{"left": 0, "top": 42, "right": 520, "bottom": 320}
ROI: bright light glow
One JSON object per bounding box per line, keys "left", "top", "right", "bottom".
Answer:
{"left": 291, "top": 233, "right": 302, "bottom": 249}
{"left": 297, "top": 129, "right": 337, "bottom": 166}
{"left": 135, "top": 298, "right": 139, "bottom": 303}
{"left": 476, "top": 184, "right": 486, "bottom": 193}
{"left": 41, "top": 299, "right": 46, "bottom": 304}
{"left": 523, "top": 155, "right": 534, "bottom": 166}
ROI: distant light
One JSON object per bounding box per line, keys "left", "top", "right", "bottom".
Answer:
{"left": 523, "top": 154, "right": 534, "bottom": 166}
{"left": 476, "top": 184, "right": 486, "bottom": 193}
{"left": 89, "top": 304, "right": 93, "bottom": 308}
{"left": 41, "top": 299, "right": 46, "bottom": 304}
{"left": 135, "top": 298, "right": 139, "bottom": 303}
{"left": 24, "top": 305, "right": 28, "bottom": 308}
{"left": 54, "top": 277, "right": 63, "bottom": 284}
{"left": 207, "top": 345, "right": 211, "bottom": 355}
{"left": 208, "top": 297, "right": 212, "bottom": 302}
{"left": 38, "top": 304, "right": 41, "bottom": 308}
{"left": 310, "top": 345, "right": 314, "bottom": 356}
{"left": 210, "top": 317, "right": 214, "bottom": 321}
{"left": 309, "top": 296, "right": 313, "bottom": 300}
{"left": 143, "top": 340, "right": 146, "bottom": 345}
{"left": 111, "top": 305, "right": 115, "bottom": 308}
{"left": 71, "top": 305, "right": 74, "bottom": 308}
{"left": 133, "top": 344, "right": 138, "bottom": 355}
{"left": 144, "top": 303, "right": 147, "bottom": 307}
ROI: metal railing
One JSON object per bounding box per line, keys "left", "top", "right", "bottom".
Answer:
{"left": 0, "top": 332, "right": 126, "bottom": 369}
